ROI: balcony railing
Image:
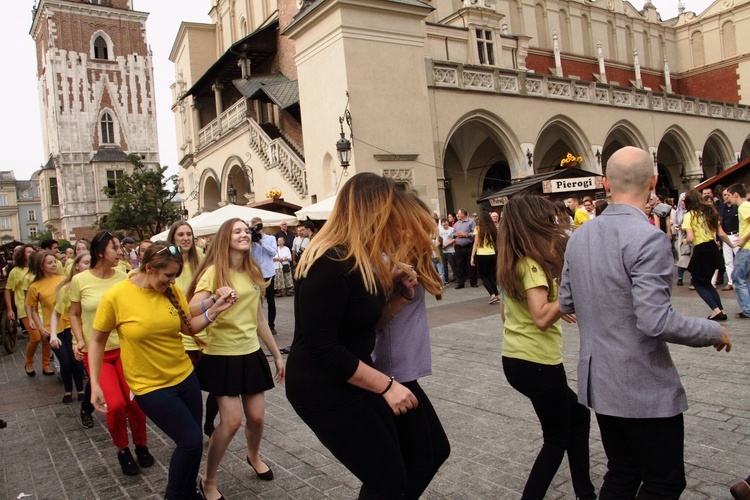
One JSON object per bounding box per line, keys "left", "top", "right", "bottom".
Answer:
{"left": 195, "top": 98, "right": 307, "bottom": 198}
{"left": 431, "top": 62, "right": 750, "bottom": 122}
{"left": 197, "top": 99, "right": 248, "bottom": 147}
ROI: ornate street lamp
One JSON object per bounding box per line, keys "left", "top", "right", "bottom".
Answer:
{"left": 336, "top": 92, "right": 353, "bottom": 174}
{"left": 227, "top": 181, "right": 237, "bottom": 205}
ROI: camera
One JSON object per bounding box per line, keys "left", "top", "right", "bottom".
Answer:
{"left": 249, "top": 223, "right": 263, "bottom": 242}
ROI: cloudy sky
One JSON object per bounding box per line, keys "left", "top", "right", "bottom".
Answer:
{"left": 1, "top": 0, "right": 716, "bottom": 181}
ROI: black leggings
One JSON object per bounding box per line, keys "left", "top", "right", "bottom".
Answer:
{"left": 396, "top": 380, "right": 451, "bottom": 499}
{"left": 294, "top": 392, "right": 407, "bottom": 499}
{"left": 503, "top": 356, "right": 596, "bottom": 500}
{"left": 53, "top": 329, "right": 85, "bottom": 393}
{"left": 475, "top": 254, "right": 499, "bottom": 297}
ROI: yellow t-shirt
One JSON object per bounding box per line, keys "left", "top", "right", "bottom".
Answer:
{"left": 64, "top": 259, "right": 74, "bottom": 277}
{"left": 54, "top": 283, "right": 72, "bottom": 334}
{"left": 739, "top": 201, "right": 750, "bottom": 250}
{"left": 70, "top": 269, "right": 126, "bottom": 352}
{"left": 55, "top": 260, "right": 63, "bottom": 276}
{"left": 573, "top": 208, "right": 590, "bottom": 229}
{"left": 502, "top": 258, "right": 563, "bottom": 365}
{"left": 195, "top": 265, "right": 261, "bottom": 356}
{"left": 473, "top": 227, "right": 496, "bottom": 256}
{"left": 94, "top": 279, "right": 193, "bottom": 396}
{"left": 116, "top": 260, "right": 132, "bottom": 274}
{"left": 6, "top": 266, "right": 28, "bottom": 319}
{"left": 682, "top": 211, "right": 715, "bottom": 246}
{"left": 26, "top": 275, "right": 67, "bottom": 332}
{"left": 176, "top": 258, "right": 208, "bottom": 351}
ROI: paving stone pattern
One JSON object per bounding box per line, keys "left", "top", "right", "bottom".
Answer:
{"left": 1, "top": 284, "right": 748, "bottom": 499}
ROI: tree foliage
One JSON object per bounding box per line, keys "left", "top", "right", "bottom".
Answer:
{"left": 99, "top": 154, "right": 180, "bottom": 240}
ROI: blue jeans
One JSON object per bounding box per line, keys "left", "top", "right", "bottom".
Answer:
{"left": 135, "top": 372, "right": 203, "bottom": 499}
{"left": 732, "top": 248, "right": 750, "bottom": 315}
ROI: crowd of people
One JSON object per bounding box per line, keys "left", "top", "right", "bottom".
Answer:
{"left": 1, "top": 145, "right": 748, "bottom": 499}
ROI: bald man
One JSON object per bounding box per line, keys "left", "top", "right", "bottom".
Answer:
{"left": 559, "top": 146, "right": 731, "bottom": 499}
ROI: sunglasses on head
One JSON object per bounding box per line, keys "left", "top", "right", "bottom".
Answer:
{"left": 157, "top": 245, "right": 183, "bottom": 256}
{"left": 92, "top": 231, "right": 114, "bottom": 246}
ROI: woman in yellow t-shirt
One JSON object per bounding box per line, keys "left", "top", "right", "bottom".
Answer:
{"left": 683, "top": 189, "right": 733, "bottom": 320}
{"left": 470, "top": 211, "right": 500, "bottom": 304}
{"left": 25, "top": 251, "right": 66, "bottom": 381}
{"left": 64, "top": 238, "right": 90, "bottom": 276}
{"left": 496, "top": 196, "right": 596, "bottom": 500}
{"left": 4, "top": 244, "right": 37, "bottom": 375}
{"left": 50, "top": 251, "right": 90, "bottom": 405}
{"left": 187, "top": 218, "right": 285, "bottom": 500}
{"left": 167, "top": 220, "right": 220, "bottom": 439}
{"left": 89, "top": 243, "right": 236, "bottom": 500}
{"left": 70, "top": 231, "right": 151, "bottom": 477}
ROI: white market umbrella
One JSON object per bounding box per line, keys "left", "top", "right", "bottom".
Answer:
{"left": 295, "top": 195, "right": 337, "bottom": 220}
{"left": 151, "top": 206, "right": 296, "bottom": 240}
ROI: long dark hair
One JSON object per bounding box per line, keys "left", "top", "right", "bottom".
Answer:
{"left": 497, "top": 196, "right": 568, "bottom": 302}
{"left": 476, "top": 211, "right": 497, "bottom": 250}
{"left": 684, "top": 189, "right": 720, "bottom": 233}
{"left": 90, "top": 231, "right": 117, "bottom": 269}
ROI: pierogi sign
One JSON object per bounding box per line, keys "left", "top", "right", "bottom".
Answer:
{"left": 542, "top": 176, "right": 601, "bottom": 194}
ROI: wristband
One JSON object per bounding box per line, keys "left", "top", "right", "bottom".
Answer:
{"left": 379, "top": 376, "right": 395, "bottom": 396}
{"left": 200, "top": 299, "right": 208, "bottom": 312}
{"left": 203, "top": 310, "right": 216, "bottom": 323}
{"left": 399, "top": 289, "right": 414, "bottom": 301}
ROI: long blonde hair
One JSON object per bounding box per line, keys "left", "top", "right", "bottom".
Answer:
{"left": 187, "top": 218, "right": 266, "bottom": 297}
{"left": 296, "top": 173, "right": 441, "bottom": 296}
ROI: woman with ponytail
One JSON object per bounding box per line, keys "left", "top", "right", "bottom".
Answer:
{"left": 89, "top": 242, "right": 237, "bottom": 500}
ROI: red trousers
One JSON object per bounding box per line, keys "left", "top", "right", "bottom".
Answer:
{"left": 84, "top": 349, "right": 147, "bottom": 449}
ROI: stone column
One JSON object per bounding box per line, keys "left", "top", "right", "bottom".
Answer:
{"left": 212, "top": 83, "right": 224, "bottom": 117}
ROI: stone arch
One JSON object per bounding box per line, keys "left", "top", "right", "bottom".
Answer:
{"left": 601, "top": 120, "right": 648, "bottom": 171}
{"left": 199, "top": 168, "right": 221, "bottom": 212}
{"left": 701, "top": 130, "right": 734, "bottom": 178}
{"left": 221, "top": 155, "right": 253, "bottom": 204}
{"left": 534, "top": 3, "right": 548, "bottom": 48}
{"left": 691, "top": 30, "right": 705, "bottom": 67}
{"left": 657, "top": 126, "right": 696, "bottom": 193}
{"left": 722, "top": 20, "right": 736, "bottom": 57}
{"left": 442, "top": 110, "right": 523, "bottom": 212}
{"left": 534, "top": 116, "right": 592, "bottom": 174}
{"left": 741, "top": 135, "right": 750, "bottom": 161}
{"left": 90, "top": 30, "right": 114, "bottom": 61}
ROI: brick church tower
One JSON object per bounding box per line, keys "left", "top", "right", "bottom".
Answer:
{"left": 30, "top": 0, "right": 159, "bottom": 240}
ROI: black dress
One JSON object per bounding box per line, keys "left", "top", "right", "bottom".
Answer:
{"left": 285, "top": 250, "right": 408, "bottom": 499}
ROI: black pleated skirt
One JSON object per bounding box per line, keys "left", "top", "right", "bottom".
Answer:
{"left": 196, "top": 349, "right": 274, "bottom": 396}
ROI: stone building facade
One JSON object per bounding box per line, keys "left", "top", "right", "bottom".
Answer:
{"left": 16, "top": 172, "right": 43, "bottom": 243}
{"left": 30, "top": 0, "right": 160, "bottom": 240}
{"left": 172, "top": 0, "right": 750, "bottom": 216}
{"left": 0, "top": 172, "right": 21, "bottom": 244}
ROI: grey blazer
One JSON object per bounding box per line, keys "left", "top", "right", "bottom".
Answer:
{"left": 559, "top": 203, "right": 723, "bottom": 418}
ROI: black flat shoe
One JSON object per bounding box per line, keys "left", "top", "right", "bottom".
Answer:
{"left": 25, "top": 368, "right": 36, "bottom": 377}
{"left": 247, "top": 456, "right": 274, "bottom": 480}
{"left": 708, "top": 312, "right": 728, "bottom": 321}
{"left": 42, "top": 370, "right": 55, "bottom": 376}
{"left": 199, "top": 478, "right": 224, "bottom": 500}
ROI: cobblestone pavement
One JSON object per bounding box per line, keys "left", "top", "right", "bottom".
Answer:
{"left": 1, "top": 281, "right": 748, "bottom": 499}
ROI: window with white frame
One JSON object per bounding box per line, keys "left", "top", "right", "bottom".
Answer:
{"left": 94, "top": 36, "right": 108, "bottom": 60}
{"left": 476, "top": 29, "right": 495, "bottom": 65}
{"left": 0, "top": 195, "right": 7, "bottom": 206}
{"left": 29, "top": 226, "right": 37, "bottom": 238}
{"left": 100, "top": 112, "right": 115, "bottom": 144}
{"left": 28, "top": 210, "right": 36, "bottom": 221}
{"left": 1, "top": 218, "right": 10, "bottom": 230}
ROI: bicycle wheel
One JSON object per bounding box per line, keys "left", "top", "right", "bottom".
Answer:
{"left": 2, "top": 309, "right": 17, "bottom": 354}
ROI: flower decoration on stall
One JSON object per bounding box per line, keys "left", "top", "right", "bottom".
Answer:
{"left": 560, "top": 152, "right": 583, "bottom": 168}
{"left": 266, "top": 188, "right": 282, "bottom": 200}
